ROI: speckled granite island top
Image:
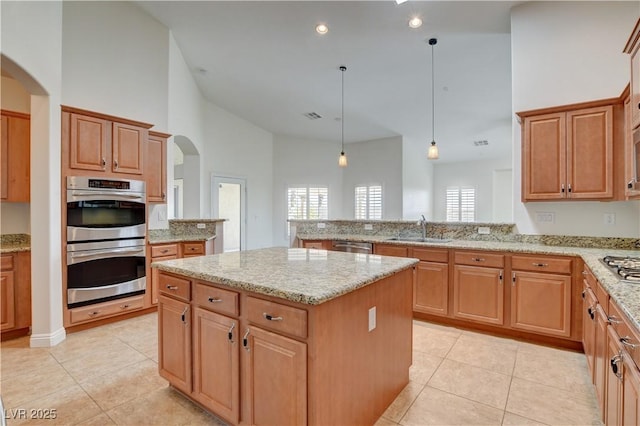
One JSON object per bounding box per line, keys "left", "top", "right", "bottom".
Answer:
{"left": 0, "top": 234, "right": 31, "bottom": 253}
{"left": 151, "top": 246, "right": 418, "bottom": 305}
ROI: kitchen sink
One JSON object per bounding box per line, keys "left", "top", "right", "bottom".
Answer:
{"left": 387, "top": 237, "right": 452, "bottom": 243}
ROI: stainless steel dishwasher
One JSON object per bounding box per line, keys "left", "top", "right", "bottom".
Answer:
{"left": 331, "top": 240, "right": 373, "bottom": 254}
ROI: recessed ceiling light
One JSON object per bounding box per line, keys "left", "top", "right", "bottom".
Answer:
{"left": 316, "top": 24, "right": 329, "bottom": 35}
{"left": 408, "top": 17, "right": 422, "bottom": 29}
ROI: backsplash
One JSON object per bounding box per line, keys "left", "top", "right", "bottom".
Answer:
{"left": 289, "top": 220, "right": 640, "bottom": 250}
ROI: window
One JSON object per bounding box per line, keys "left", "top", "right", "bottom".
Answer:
{"left": 355, "top": 185, "right": 382, "bottom": 220}
{"left": 287, "top": 186, "right": 329, "bottom": 221}
{"left": 446, "top": 186, "right": 475, "bottom": 222}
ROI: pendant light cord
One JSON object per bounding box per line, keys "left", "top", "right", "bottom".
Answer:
{"left": 430, "top": 40, "right": 435, "bottom": 143}
{"left": 341, "top": 66, "right": 346, "bottom": 153}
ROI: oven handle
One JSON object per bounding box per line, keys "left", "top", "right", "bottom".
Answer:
{"left": 67, "top": 247, "right": 145, "bottom": 265}
{"left": 67, "top": 192, "right": 145, "bottom": 202}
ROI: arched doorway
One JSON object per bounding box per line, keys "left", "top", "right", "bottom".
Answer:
{"left": 173, "top": 135, "right": 201, "bottom": 219}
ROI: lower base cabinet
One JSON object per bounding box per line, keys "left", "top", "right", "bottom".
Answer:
{"left": 1, "top": 252, "right": 31, "bottom": 337}
{"left": 453, "top": 265, "right": 504, "bottom": 325}
{"left": 158, "top": 295, "right": 191, "bottom": 394}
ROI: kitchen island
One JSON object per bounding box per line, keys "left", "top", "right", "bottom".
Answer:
{"left": 152, "top": 247, "right": 418, "bottom": 426}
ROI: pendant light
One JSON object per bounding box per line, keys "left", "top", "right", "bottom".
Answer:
{"left": 338, "top": 65, "right": 348, "bottom": 167}
{"left": 427, "top": 38, "right": 439, "bottom": 160}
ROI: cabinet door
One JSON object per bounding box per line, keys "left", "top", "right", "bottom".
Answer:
{"left": 147, "top": 133, "right": 167, "bottom": 202}
{"left": 192, "top": 307, "right": 239, "bottom": 424}
{"left": 606, "top": 326, "right": 623, "bottom": 426}
{"left": 583, "top": 286, "right": 597, "bottom": 375}
{"left": 1, "top": 270, "right": 16, "bottom": 330}
{"left": 414, "top": 261, "right": 448, "bottom": 316}
{"left": 522, "top": 112, "right": 566, "bottom": 200}
{"left": 510, "top": 271, "right": 571, "bottom": 337}
{"left": 69, "top": 113, "right": 109, "bottom": 172}
{"left": 595, "top": 304, "right": 608, "bottom": 420}
{"left": 566, "top": 106, "right": 613, "bottom": 199}
{"left": 1, "top": 115, "right": 8, "bottom": 200}
{"left": 244, "top": 326, "right": 307, "bottom": 426}
{"left": 158, "top": 295, "right": 191, "bottom": 394}
{"left": 453, "top": 265, "right": 504, "bottom": 325}
{"left": 302, "top": 241, "right": 328, "bottom": 250}
{"left": 630, "top": 42, "right": 640, "bottom": 130}
{"left": 374, "top": 244, "right": 408, "bottom": 257}
{"left": 623, "top": 356, "right": 640, "bottom": 426}
{"left": 112, "top": 122, "right": 144, "bottom": 175}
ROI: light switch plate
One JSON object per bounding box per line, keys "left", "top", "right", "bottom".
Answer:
{"left": 317, "top": 222, "right": 326, "bottom": 229}
{"left": 535, "top": 212, "right": 555, "bottom": 223}
{"left": 478, "top": 226, "right": 490, "bottom": 234}
{"left": 604, "top": 213, "right": 616, "bottom": 226}
{"left": 196, "top": 223, "right": 206, "bottom": 229}
{"left": 364, "top": 224, "right": 373, "bottom": 231}
{"left": 368, "top": 307, "right": 376, "bottom": 331}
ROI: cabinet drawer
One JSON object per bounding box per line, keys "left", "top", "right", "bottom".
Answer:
{"left": 608, "top": 299, "right": 640, "bottom": 369}
{"left": 454, "top": 251, "right": 504, "bottom": 268}
{"left": 159, "top": 273, "right": 191, "bottom": 302}
{"left": 512, "top": 255, "right": 572, "bottom": 274}
{"left": 410, "top": 247, "right": 448, "bottom": 263}
{"left": 583, "top": 266, "right": 597, "bottom": 288}
{"left": 374, "top": 244, "right": 409, "bottom": 257}
{"left": 193, "top": 282, "right": 239, "bottom": 317}
{"left": 595, "top": 280, "right": 609, "bottom": 314}
{"left": 151, "top": 244, "right": 178, "bottom": 257}
{"left": 69, "top": 295, "right": 144, "bottom": 324}
{"left": 0, "top": 255, "right": 13, "bottom": 271}
{"left": 182, "top": 242, "right": 204, "bottom": 256}
{"left": 246, "top": 297, "right": 307, "bottom": 339}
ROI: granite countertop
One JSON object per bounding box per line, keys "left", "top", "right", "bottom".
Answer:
{"left": 298, "top": 233, "right": 640, "bottom": 330}
{"left": 0, "top": 234, "right": 31, "bottom": 253}
{"left": 152, "top": 246, "right": 418, "bottom": 305}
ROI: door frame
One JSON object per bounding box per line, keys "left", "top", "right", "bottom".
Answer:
{"left": 211, "top": 174, "right": 247, "bottom": 251}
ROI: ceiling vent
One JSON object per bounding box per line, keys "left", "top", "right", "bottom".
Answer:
{"left": 303, "top": 112, "right": 322, "bottom": 120}
{"left": 473, "top": 140, "right": 489, "bottom": 146}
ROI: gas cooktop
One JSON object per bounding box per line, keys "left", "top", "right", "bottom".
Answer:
{"left": 602, "top": 256, "right": 640, "bottom": 283}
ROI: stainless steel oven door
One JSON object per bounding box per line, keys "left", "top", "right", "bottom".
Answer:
{"left": 66, "top": 239, "right": 146, "bottom": 308}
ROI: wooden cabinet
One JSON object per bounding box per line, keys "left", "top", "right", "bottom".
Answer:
{"left": 453, "top": 251, "right": 504, "bottom": 326}
{"left": 1, "top": 252, "right": 31, "bottom": 339}
{"left": 147, "top": 131, "right": 169, "bottom": 203}
{"left": 192, "top": 307, "right": 240, "bottom": 423}
{"left": 519, "top": 103, "right": 617, "bottom": 201}
{"left": 243, "top": 325, "right": 307, "bottom": 426}
{"left": 181, "top": 241, "right": 212, "bottom": 258}
{"left": 158, "top": 293, "right": 191, "bottom": 394}
{"left": 301, "top": 240, "right": 330, "bottom": 250}
{"left": 624, "top": 18, "right": 640, "bottom": 130}
{"left": 510, "top": 254, "right": 572, "bottom": 338}
{"left": 0, "top": 110, "right": 30, "bottom": 202}
{"left": 374, "top": 244, "right": 408, "bottom": 257}
{"left": 583, "top": 284, "right": 597, "bottom": 373}
{"left": 62, "top": 106, "right": 152, "bottom": 177}
{"left": 606, "top": 325, "right": 623, "bottom": 426}
{"left": 411, "top": 248, "right": 448, "bottom": 316}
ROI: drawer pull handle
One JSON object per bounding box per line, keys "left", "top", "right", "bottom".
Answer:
{"left": 228, "top": 322, "right": 235, "bottom": 342}
{"left": 243, "top": 329, "right": 250, "bottom": 351}
{"left": 181, "top": 306, "right": 188, "bottom": 323}
{"left": 532, "top": 263, "right": 548, "bottom": 267}
{"left": 581, "top": 290, "right": 586, "bottom": 300}
{"left": 263, "top": 313, "right": 283, "bottom": 321}
{"left": 587, "top": 306, "right": 595, "bottom": 321}
{"left": 208, "top": 297, "right": 223, "bottom": 303}
{"left": 472, "top": 257, "right": 485, "bottom": 262}
{"left": 611, "top": 353, "right": 623, "bottom": 379}
{"left": 166, "top": 285, "right": 179, "bottom": 290}
{"left": 120, "top": 304, "right": 130, "bottom": 309}
{"left": 161, "top": 249, "right": 169, "bottom": 254}
{"left": 621, "top": 337, "right": 639, "bottom": 349}
{"left": 608, "top": 315, "right": 623, "bottom": 325}
{"left": 88, "top": 311, "right": 101, "bottom": 317}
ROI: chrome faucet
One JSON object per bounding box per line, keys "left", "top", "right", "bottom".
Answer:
{"left": 419, "top": 215, "right": 427, "bottom": 239}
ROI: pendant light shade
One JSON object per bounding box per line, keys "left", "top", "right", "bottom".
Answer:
{"left": 427, "top": 38, "right": 439, "bottom": 160}
{"left": 338, "top": 65, "right": 348, "bottom": 167}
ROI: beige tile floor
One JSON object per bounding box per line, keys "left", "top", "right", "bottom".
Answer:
{"left": 0, "top": 313, "right": 601, "bottom": 425}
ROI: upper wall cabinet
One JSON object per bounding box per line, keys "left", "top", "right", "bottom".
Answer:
{"left": 624, "top": 18, "right": 640, "bottom": 131}
{"left": 62, "top": 106, "right": 152, "bottom": 178}
{"left": 147, "top": 130, "right": 170, "bottom": 203}
{"left": 518, "top": 99, "right": 624, "bottom": 202}
{"left": 1, "top": 110, "right": 30, "bottom": 202}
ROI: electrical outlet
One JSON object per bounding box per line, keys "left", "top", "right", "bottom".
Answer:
{"left": 317, "top": 222, "right": 326, "bottom": 229}
{"left": 535, "top": 212, "right": 555, "bottom": 223}
{"left": 157, "top": 209, "right": 166, "bottom": 222}
{"left": 477, "top": 226, "right": 490, "bottom": 235}
{"left": 196, "top": 223, "right": 206, "bottom": 229}
{"left": 368, "top": 307, "right": 376, "bottom": 331}
{"left": 604, "top": 213, "right": 616, "bottom": 226}
{"left": 364, "top": 224, "right": 373, "bottom": 231}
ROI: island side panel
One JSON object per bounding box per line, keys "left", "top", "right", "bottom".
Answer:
{"left": 307, "top": 267, "right": 414, "bottom": 426}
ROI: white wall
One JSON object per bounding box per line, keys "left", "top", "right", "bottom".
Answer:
{"left": 202, "top": 102, "right": 274, "bottom": 249}
{"left": 511, "top": 1, "right": 640, "bottom": 237}
{"left": 342, "top": 136, "right": 403, "bottom": 220}
{"left": 272, "top": 134, "right": 345, "bottom": 247}
{"left": 433, "top": 157, "right": 511, "bottom": 222}
{"left": 402, "top": 137, "right": 435, "bottom": 220}
{"left": 2, "top": 0, "right": 65, "bottom": 346}
{"left": 61, "top": 2, "right": 169, "bottom": 129}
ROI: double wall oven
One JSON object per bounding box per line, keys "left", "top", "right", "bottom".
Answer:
{"left": 66, "top": 176, "right": 146, "bottom": 308}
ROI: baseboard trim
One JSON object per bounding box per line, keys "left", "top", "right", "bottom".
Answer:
{"left": 29, "top": 327, "right": 66, "bottom": 347}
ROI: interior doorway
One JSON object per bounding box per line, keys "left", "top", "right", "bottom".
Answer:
{"left": 212, "top": 175, "right": 246, "bottom": 252}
